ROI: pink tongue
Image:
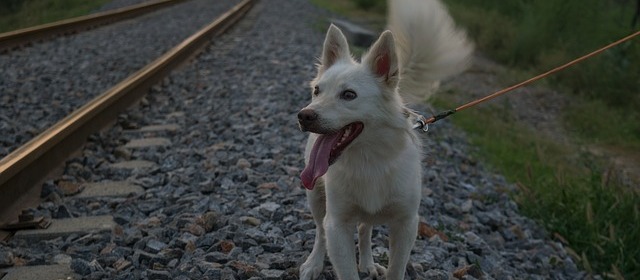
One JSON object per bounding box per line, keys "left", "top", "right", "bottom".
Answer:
{"left": 301, "top": 132, "right": 341, "bottom": 190}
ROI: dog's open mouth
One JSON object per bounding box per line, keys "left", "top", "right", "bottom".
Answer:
{"left": 301, "top": 122, "right": 364, "bottom": 190}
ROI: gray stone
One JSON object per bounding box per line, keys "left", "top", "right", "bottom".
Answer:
{"left": 133, "top": 250, "right": 170, "bottom": 266}
{"left": 257, "top": 253, "right": 296, "bottom": 270}
{"left": 202, "top": 211, "right": 222, "bottom": 232}
{"left": 114, "top": 146, "right": 132, "bottom": 160}
{"left": 70, "top": 258, "right": 92, "bottom": 276}
{"left": 52, "top": 254, "right": 72, "bottom": 265}
{"left": 261, "top": 269, "right": 285, "bottom": 280}
{"left": 424, "top": 269, "right": 449, "bottom": 280}
{"left": 146, "top": 269, "right": 172, "bottom": 280}
{"left": 0, "top": 251, "right": 13, "bottom": 268}
{"left": 52, "top": 205, "right": 73, "bottom": 218}
{"left": 203, "top": 268, "right": 223, "bottom": 278}
{"left": 257, "top": 202, "right": 280, "bottom": 217}
{"left": 460, "top": 199, "right": 473, "bottom": 213}
{"left": 240, "top": 216, "right": 262, "bottom": 226}
{"left": 205, "top": 252, "right": 229, "bottom": 264}
{"left": 236, "top": 158, "right": 252, "bottom": 169}
{"left": 146, "top": 239, "right": 168, "bottom": 253}
{"left": 444, "top": 202, "right": 460, "bottom": 215}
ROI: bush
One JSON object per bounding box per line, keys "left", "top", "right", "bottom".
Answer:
{"left": 352, "top": 0, "right": 385, "bottom": 12}
{"left": 444, "top": 0, "right": 640, "bottom": 110}
{"left": 0, "top": 0, "right": 22, "bottom": 15}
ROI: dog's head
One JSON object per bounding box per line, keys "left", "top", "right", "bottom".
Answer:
{"left": 298, "top": 24, "right": 400, "bottom": 134}
{"left": 299, "top": 25, "right": 403, "bottom": 189}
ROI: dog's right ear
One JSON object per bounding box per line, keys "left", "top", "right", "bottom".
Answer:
{"left": 318, "top": 24, "right": 351, "bottom": 74}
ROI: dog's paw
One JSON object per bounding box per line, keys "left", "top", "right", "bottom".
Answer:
{"left": 359, "top": 263, "right": 387, "bottom": 279}
{"left": 299, "top": 259, "right": 324, "bottom": 280}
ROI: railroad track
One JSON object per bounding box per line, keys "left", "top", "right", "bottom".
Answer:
{"left": 0, "top": 0, "right": 187, "bottom": 52}
{"left": 0, "top": 0, "right": 256, "bottom": 231}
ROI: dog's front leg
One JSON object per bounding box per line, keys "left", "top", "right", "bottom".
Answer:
{"left": 300, "top": 187, "right": 328, "bottom": 280}
{"left": 386, "top": 215, "right": 419, "bottom": 280}
{"left": 300, "top": 221, "right": 326, "bottom": 280}
{"left": 358, "top": 223, "right": 386, "bottom": 278}
{"left": 325, "top": 216, "right": 359, "bottom": 280}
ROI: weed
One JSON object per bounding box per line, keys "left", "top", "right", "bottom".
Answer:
{"left": 0, "top": 0, "right": 110, "bottom": 33}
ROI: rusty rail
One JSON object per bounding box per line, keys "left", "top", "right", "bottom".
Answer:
{"left": 0, "top": 0, "right": 257, "bottom": 225}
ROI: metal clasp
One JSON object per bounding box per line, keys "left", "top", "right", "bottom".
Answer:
{"left": 412, "top": 114, "right": 429, "bottom": 133}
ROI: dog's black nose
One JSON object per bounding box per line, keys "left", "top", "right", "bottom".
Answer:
{"left": 298, "top": 109, "right": 318, "bottom": 123}
{"left": 298, "top": 109, "right": 318, "bottom": 131}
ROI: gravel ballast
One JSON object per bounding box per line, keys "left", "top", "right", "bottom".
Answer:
{"left": 0, "top": 0, "right": 587, "bottom": 279}
{"left": 0, "top": 0, "right": 240, "bottom": 158}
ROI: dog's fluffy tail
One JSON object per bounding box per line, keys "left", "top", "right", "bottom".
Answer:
{"left": 388, "top": 0, "right": 473, "bottom": 102}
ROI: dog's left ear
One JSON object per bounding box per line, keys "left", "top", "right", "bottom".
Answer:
{"left": 363, "top": 31, "right": 398, "bottom": 87}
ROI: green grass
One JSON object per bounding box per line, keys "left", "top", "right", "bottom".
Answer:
{"left": 433, "top": 95, "right": 640, "bottom": 279}
{"left": 443, "top": 0, "right": 640, "bottom": 148}
{"left": 564, "top": 99, "right": 640, "bottom": 150}
{"left": 309, "top": 0, "right": 386, "bottom": 30}
{"left": 0, "top": 0, "right": 110, "bottom": 33}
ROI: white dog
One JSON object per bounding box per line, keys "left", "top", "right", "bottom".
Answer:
{"left": 297, "top": 0, "right": 472, "bottom": 279}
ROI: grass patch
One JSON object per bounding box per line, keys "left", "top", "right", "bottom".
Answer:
{"left": 309, "top": 0, "right": 386, "bottom": 30}
{"left": 443, "top": 0, "right": 640, "bottom": 147}
{"left": 440, "top": 1, "right": 517, "bottom": 64}
{"left": 0, "top": 0, "right": 110, "bottom": 33}
{"left": 433, "top": 94, "right": 640, "bottom": 278}
{"left": 564, "top": 99, "right": 640, "bottom": 150}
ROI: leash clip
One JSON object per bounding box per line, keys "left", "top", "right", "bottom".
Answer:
{"left": 412, "top": 115, "right": 429, "bottom": 133}
{"left": 404, "top": 108, "right": 430, "bottom": 133}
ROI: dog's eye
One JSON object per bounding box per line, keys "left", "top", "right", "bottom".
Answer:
{"left": 340, "top": 90, "right": 357, "bottom": 101}
{"left": 313, "top": 86, "right": 320, "bottom": 96}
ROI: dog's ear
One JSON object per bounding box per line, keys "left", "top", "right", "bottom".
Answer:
{"left": 318, "top": 24, "right": 351, "bottom": 73}
{"left": 363, "top": 31, "right": 398, "bottom": 87}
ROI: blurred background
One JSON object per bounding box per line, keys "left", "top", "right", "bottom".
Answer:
{"left": 2, "top": 0, "right": 638, "bottom": 278}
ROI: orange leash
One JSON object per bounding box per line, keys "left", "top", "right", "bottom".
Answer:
{"left": 416, "top": 29, "right": 640, "bottom": 129}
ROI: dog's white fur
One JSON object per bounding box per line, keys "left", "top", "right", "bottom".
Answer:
{"left": 298, "top": 0, "right": 472, "bottom": 279}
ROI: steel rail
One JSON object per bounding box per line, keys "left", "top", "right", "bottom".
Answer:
{"left": 0, "top": 0, "right": 187, "bottom": 52}
{"left": 0, "top": 0, "right": 257, "bottom": 225}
